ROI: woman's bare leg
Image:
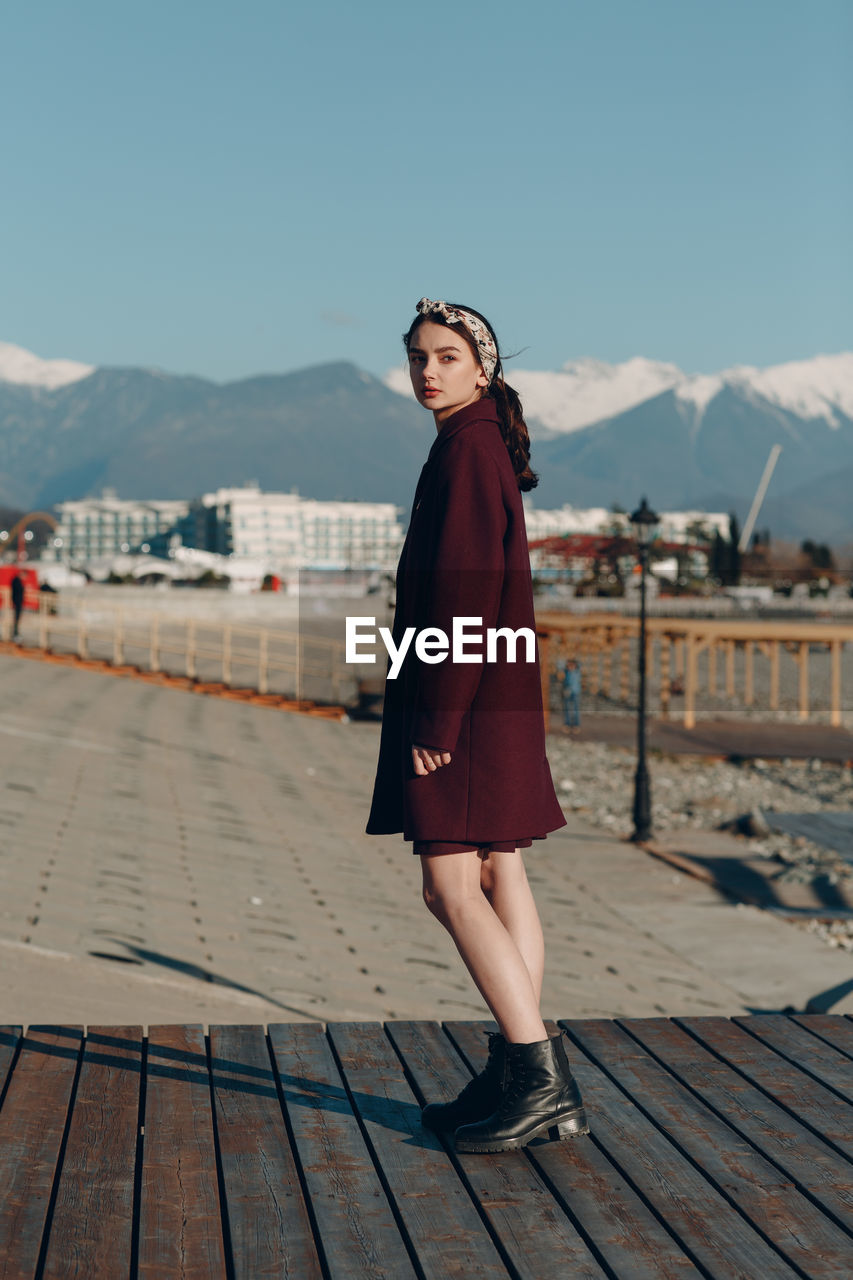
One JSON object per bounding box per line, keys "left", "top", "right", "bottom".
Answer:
{"left": 479, "top": 850, "right": 545, "bottom": 1005}
{"left": 421, "top": 850, "right": 547, "bottom": 1044}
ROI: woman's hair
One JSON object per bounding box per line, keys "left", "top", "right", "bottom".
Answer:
{"left": 403, "top": 303, "right": 539, "bottom": 492}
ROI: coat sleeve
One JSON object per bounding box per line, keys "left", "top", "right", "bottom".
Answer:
{"left": 410, "top": 441, "right": 507, "bottom": 753}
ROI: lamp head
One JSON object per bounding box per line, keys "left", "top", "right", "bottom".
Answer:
{"left": 630, "top": 496, "right": 659, "bottom": 546}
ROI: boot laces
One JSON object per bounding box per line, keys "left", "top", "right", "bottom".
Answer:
{"left": 500, "top": 1060, "right": 529, "bottom": 1112}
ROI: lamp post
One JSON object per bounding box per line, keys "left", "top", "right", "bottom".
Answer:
{"left": 629, "top": 496, "right": 659, "bottom": 842}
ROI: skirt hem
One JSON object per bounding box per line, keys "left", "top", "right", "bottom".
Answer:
{"left": 411, "top": 834, "right": 547, "bottom": 856}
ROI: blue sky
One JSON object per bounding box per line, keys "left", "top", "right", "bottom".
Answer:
{"left": 2, "top": 0, "right": 850, "bottom": 382}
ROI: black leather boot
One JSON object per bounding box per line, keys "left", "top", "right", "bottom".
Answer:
{"left": 454, "top": 1032, "right": 588, "bottom": 1153}
{"left": 421, "top": 1032, "right": 507, "bottom": 1133}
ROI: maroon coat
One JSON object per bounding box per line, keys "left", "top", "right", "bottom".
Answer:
{"left": 366, "top": 397, "right": 566, "bottom": 844}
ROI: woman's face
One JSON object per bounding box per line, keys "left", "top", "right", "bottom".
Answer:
{"left": 407, "top": 320, "right": 489, "bottom": 423}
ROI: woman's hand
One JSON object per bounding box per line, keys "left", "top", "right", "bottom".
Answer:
{"left": 412, "top": 744, "right": 452, "bottom": 776}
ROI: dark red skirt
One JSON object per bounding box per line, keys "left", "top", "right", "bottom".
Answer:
{"left": 411, "top": 835, "right": 547, "bottom": 856}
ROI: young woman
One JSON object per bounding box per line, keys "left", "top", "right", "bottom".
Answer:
{"left": 366, "top": 298, "right": 588, "bottom": 1153}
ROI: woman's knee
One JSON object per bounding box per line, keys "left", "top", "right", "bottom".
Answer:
{"left": 421, "top": 851, "right": 484, "bottom": 924}
{"left": 423, "top": 882, "right": 463, "bottom": 925}
{"left": 422, "top": 878, "right": 482, "bottom": 926}
{"left": 422, "top": 881, "right": 445, "bottom": 920}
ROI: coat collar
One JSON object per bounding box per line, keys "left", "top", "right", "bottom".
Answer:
{"left": 427, "top": 396, "right": 500, "bottom": 462}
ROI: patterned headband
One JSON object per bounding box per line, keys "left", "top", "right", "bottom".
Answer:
{"left": 415, "top": 297, "right": 498, "bottom": 383}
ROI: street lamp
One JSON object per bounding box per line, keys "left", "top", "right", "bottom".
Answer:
{"left": 629, "top": 496, "right": 659, "bottom": 842}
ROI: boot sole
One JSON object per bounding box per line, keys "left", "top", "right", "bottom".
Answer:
{"left": 455, "top": 1107, "right": 590, "bottom": 1153}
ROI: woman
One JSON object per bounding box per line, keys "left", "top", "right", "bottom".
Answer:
{"left": 366, "top": 298, "right": 588, "bottom": 1153}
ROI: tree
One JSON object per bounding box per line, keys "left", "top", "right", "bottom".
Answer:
{"left": 711, "top": 516, "right": 742, "bottom": 586}
{"left": 801, "top": 539, "right": 835, "bottom": 570}
{"left": 727, "top": 513, "right": 742, "bottom": 585}
{"left": 710, "top": 529, "right": 726, "bottom": 580}
{"left": 685, "top": 520, "right": 712, "bottom": 545}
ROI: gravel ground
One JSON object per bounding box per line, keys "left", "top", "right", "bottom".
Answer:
{"left": 546, "top": 733, "right": 853, "bottom": 952}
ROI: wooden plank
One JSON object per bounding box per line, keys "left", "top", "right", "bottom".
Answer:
{"left": 568, "top": 1017, "right": 852, "bottom": 1276}
{"left": 0, "top": 1027, "right": 22, "bottom": 1105}
{"left": 139, "top": 1024, "right": 228, "bottom": 1279}
{"left": 209, "top": 1024, "right": 321, "bottom": 1280}
{"left": 41, "top": 1027, "right": 143, "bottom": 1280}
{"left": 0, "top": 1025, "right": 83, "bottom": 1280}
{"left": 389, "top": 1020, "right": 606, "bottom": 1280}
{"left": 680, "top": 1016, "right": 853, "bottom": 1163}
{"left": 733, "top": 1015, "right": 853, "bottom": 1104}
{"left": 792, "top": 1014, "right": 853, "bottom": 1060}
{"left": 327, "top": 1021, "right": 509, "bottom": 1278}
{"left": 558, "top": 1019, "right": 801, "bottom": 1279}
{"left": 621, "top": 1017, "right": 853, "bottom": 1240}
{"left": 269, "top": 1020, "right": 418, "bottom": 1280}
{"left": 443, "top": 1021, "right": 701, "bottom": 1280}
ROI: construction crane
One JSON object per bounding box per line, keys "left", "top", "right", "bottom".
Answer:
{"left": 738, "top": 445, "right": 782, "bottom": 553}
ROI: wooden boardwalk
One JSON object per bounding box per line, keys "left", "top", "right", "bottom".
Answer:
{"left": 1, "top": 1017, "right": 851, "bottom": 1278}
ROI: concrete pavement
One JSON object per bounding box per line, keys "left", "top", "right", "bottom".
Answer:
{"left": 1, "top": 653, "right": 850, "bottom": 1028}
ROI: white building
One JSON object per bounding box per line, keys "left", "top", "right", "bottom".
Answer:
{"left": 51, "top": 491, "right": 190, "bottom": 560}
{"left": 193, "top": 486, "right": 405, "bottom": 571}
{"left": 49, "top": 486, "right": 405, "bottom": 575}
{"left": 655, "top": 509, "right": 731, "bottom": 543}
{"left": 523, "top": 502, "right": 613, "bottom": 541}
{"left": 522, "top": 501, "right": 730, "bottom": 544}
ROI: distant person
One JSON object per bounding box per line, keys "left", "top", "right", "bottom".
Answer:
{"left": 366, "top": 298, "right": 587, "bottom": 1155}
{"left": 10, "top": 572, "right": 24, "bottom": 639}
{"left": 559, "top": 656, "right": 582, "bottom": 733}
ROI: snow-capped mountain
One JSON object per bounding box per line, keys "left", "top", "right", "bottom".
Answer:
{"left": 1, "top": 340, "right": 853, "bottom": 541}
{"left": 722, "top": 354, "right": 853, "bottom": 427}
{"left": 386, "top": 356, "right": 684, "bottom": 436}
{"left": 6, "top": 337, "right": 851, "bottom": 434}
{"left": 0, "top": 340, "right": 94, "bottom": 390}
{"left": 0, "top": 357, "right": 434, "bottom": 512}
{"left": 386, "top": 351, "right": 853, "bottom": 438}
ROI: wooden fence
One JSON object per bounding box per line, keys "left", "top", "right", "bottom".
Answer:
{"left": 4, "top": 592, "right": 852, "bottom": 729}
{"left": 0, "top": 590, "right": 354, "bottom": 705}
{"left": 538, "top": 613, "right": 853, "bottom": 728}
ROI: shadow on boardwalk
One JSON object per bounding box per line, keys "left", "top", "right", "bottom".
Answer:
{"left": 1, "top": 1016, "right": 852, "bottom": 1278}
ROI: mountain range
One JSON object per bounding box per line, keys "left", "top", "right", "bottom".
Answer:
{"left": 1, "top": 340, "right": 852, "bottom": 544}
